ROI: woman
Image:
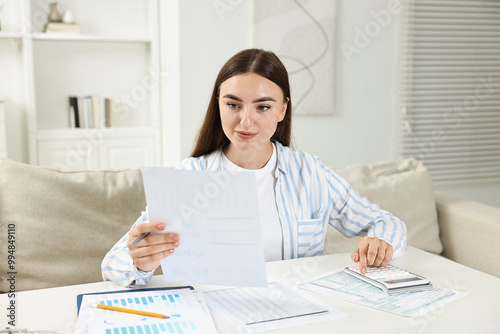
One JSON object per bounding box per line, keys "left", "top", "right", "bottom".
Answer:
{"left": 102, "top": 49, "right": 407, "bottom": 287}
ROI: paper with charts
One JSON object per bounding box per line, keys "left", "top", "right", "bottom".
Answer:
{"left": 300, "top": 270, "right": 467, "bottom": 317}
{"left": 141, "top": 168, "right": 267, "bottom": 287}
{"left": 74, "top": 288, "right": 218, "bottom": 334}
{"left": 203, "top": 279, "right": 348, "bottom": 333}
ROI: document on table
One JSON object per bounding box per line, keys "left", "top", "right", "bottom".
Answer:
{"left": 74, "top": 288, "right": 218, "bottom": 334}
{"left": 202, "top": 279, "right": 348, "bottom": 333}
{"left": 141, "top": 168, "right": 267, "bottom": 287}
{"left": 299, "top": 270, "right": 467, "bottom": 317}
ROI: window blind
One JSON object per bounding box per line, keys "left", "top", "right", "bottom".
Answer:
{"left": 396, "top": 0, "right": 500, "bottom": 184}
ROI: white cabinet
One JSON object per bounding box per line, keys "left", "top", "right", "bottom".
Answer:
{"left": 36, "top": 128, "right": 159, "bottom": 170}
{"left": 38, "top": 138, "right": 96, "bottom": 170}
{"left": 8, "top": 0, "right": 163, "bottom": 170}
{"left": 100, "top": 136, "right": 157, "bottom": 170}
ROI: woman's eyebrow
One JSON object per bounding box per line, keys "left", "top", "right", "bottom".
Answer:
{"left": 252, "top": 97, "right": 276, "bottom": 103}
{"left": 222, "top": 94, "right": 243, "bottom": 102}
{"left": 222, "top": 94, "right": 277, "bottom": 103}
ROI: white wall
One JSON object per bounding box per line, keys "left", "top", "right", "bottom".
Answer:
{"left": 0, "top": 0, "right": 28, "bottom": 163}
{"left": 174, "top": 0, "right": 500, "bottom": 207}
{"left": 434, "top": 182, "right": 500, "bottom": 208}
{"left": 177, "top": 0, "right": 253, "bottom": 157}
{"left": 176, "top": 0, "right": 398, "bottom": 167}
{"left": 292, "top": 0, "right": 399, "bottom": 168}
{"left": 0, "top": 38, "right": 28, "bottom": 163}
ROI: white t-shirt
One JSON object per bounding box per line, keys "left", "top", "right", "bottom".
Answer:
{"left": 221, "top": 144, "right": 283, "bottom": 261}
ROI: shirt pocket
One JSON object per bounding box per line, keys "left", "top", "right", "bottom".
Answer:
{"left": 297, "top": 218, "right": 326, "bottom": 257}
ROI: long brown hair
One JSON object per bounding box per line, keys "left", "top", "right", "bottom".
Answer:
{"left": 191, "top": 49, "right": 292, "bottom": 157}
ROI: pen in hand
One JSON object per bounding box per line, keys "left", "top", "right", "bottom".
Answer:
{"left": 129, "top": 232, "right": 151, "bottom": 248}
{"left": 90, "top": 303, "right": 169, "bottom": 319}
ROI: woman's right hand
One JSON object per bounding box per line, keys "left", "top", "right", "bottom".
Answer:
{"left": 127, "top": 222, "right": 180, "bottom": 272}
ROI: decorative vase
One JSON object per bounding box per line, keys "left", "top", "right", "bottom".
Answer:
{"left": 48, "top": 2, "right": 62, "bottom": 23}
{"left": 62, "top": 10, "right": 74, "bottom": 24}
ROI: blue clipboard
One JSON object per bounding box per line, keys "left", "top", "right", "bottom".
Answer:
{"left": 76, "top": 285, "right": 194, "bottom": 314}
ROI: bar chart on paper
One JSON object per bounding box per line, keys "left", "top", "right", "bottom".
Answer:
{"left": 98, "top": 294, "right": 194, "bottom": 334}
{"left": 74, "top": 289, "right": 218, "bottom": 334}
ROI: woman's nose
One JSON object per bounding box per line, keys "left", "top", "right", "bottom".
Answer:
{"left": 240, "top": 107, "right": 254, "bottom": 127}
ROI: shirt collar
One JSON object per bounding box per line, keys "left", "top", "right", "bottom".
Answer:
{"left": 212, "top": 140, "right": 289, "bottom": 176}
{"left": 273, "top": 140, "right": 288, "bottom": 177}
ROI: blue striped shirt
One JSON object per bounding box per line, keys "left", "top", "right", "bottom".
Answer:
{"left": 102, "top": 141, "right": 407, "bottom": 287}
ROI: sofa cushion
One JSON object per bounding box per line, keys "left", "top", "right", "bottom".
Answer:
{"left": 0, "top": 159, "right": 146, "bottom": 292}
{"left": 435, "top": 191, "right": 500, "bottom": 278}
{"left": 324, "top": 158, "right": 443, "bottom": 256}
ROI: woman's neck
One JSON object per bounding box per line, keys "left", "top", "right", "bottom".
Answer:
{"left": 223, "top": 141, "right": 274, "bottom": 170}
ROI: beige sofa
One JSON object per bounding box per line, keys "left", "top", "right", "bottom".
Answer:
{"left": 1, "top": 158, "right": 499, "bottom": 293}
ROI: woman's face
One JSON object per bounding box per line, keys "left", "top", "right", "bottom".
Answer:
{"left": 219, "top": 72, "right": 288, "bottom": 158}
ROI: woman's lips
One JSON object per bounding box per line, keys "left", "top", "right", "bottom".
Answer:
{"left": 236, "top": 131, "right": 257, "bottom": 139}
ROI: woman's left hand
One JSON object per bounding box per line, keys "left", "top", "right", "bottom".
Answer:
{"left": 351, "top": 236, "right": 394, "bottom": 274}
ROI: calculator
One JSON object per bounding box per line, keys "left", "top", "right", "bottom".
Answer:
{"left": 344, "top": 264, "right": 432, "bottom": 294}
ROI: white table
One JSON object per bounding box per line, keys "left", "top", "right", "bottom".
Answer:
{"left": 1, "top": 247, "right": 500, "bottom": 333}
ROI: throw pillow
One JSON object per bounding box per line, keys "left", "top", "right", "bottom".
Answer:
{"left": 324, "top": 158, "right": 443, "bottom": 256}
{"left": 0, "top": 159, "right": 146, "bottom": 292}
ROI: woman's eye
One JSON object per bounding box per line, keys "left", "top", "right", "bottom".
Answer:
{"left": 258, "top": 105, "right": 270, "bottom": 111}
{"left": 227, "top": 103, "right": 239, "bottom": 109}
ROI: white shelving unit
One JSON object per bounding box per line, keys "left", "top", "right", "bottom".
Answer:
{"left": 0, "top": 32, "right": 23, "bottom": 39}
{"left": 31, "top": 32, "right": 152, "bottom": 43}
{"left": 8, "top": 0, "right": 163, "bottom": 170}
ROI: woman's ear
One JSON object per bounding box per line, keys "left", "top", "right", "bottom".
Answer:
{"left": 279, "top": 97, "right": 289, "bottom": 122}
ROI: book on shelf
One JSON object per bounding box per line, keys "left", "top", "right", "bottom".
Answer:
{"left": 85, "top": 98, "right": 92, "bottom": 128}
{"left": 104, "top": 97, "right": 114, "bottom": 128}
{"left": 77, "top": 97, "right": 86, "bottom": 128}
{"left": 68, "top": 95, "right": 114, "bottom": 129}
{"left": 91, "top": 95, "right": 100, "bottom": 128}
{"left": 68, "top": 96, "right": 79, "bottom": 128}
{"left": 45, "top": 22, "right": 81, "bottom": 34}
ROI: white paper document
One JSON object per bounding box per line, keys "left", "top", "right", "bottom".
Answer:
{"left": 141, "top": 168, "right": 267, "bottom": 287}
{"left": 74, "top": 288, "right": 218, "bottom": 334}
{"left": 203, "top": 279, "right": 348, "bottom": 333}
{"left": 300, "top": 270, "right": 467, "bottom": 317}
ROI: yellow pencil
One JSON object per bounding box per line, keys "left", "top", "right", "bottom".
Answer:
{"left": 91, "top": 303, "right": 169, "bottom": 319}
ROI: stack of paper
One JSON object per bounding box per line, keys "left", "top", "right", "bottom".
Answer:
{"left": 203, "top": 279, "right": 348, "bottom": 333}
